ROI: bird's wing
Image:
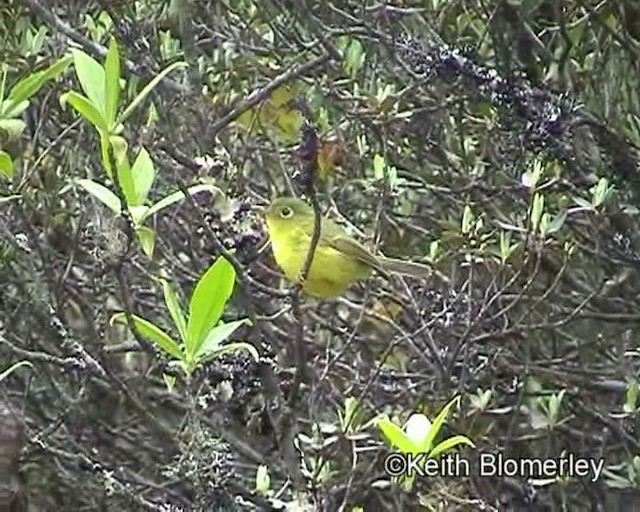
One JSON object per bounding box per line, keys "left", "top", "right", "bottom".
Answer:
{"left": 302, "top": 214, "right": 382, "bottom": 269}
{"left": 325, "top": 233, "right": 382, "bottom": 270}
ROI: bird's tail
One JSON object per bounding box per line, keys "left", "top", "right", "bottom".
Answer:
{"left": 375, "top": 256, "right": 433, "bottom": 278}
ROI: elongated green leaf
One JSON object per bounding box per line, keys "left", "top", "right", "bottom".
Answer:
{"left": 118, "top": 165, "right": 136, "bottom": 207}
{"left": 195, "top": 318, "right": 250, "bottom": 360}
{"left": 547, "top": 210, "right": 568, "bottom": 234}
{"left": 104, "top": 38, "right": 121, "bottom": 126}
{"left": 29, "top": 26, "right": 48, "bottom": 55}
{"left": 162, "top": 279, "right": 188, "bottom": 343}
{"left": 255, "top": 465, "right": 270, "bottom": 494}
{"left": 428, "top": 435, "right": 474, "bottom": 458}
{"left": 197, "top": 341, "right": 259, "bottom": 364}
{"left": 76, "top": 179, "right": 121, "bottom": 213}
{"left": 119, "top": 61, "right": 187, "bottom": 124}
{"left": 462, "top": 205, "right": 474, "bottom": 234}
{"left": 140, "top": 184, "right": 221, "bottom": 223}
{"left": 62, "top": 91, "right": 108, "bottom": 133}
{"left": 3, "top": 55, "right": 71, "bottom": 116}
{"left": 186, "top": 256, "right": 236, "bottom": 356}
{"left": 43, "top": 53, "right": 73, "bottom": 78}
{"left": 110, "top": 312, "right": 182, "bottom": 360}
{"left": 0, "top": 361, "right": 34, "bottom": 383}
{"left": 572, "top": 196, "right": 593, "bottom": 210}
{"left": 110, "top": 135, "right": 135, "bottom": 206}
{"left": 0, "top": 99, "right": 28, "bottom": 118}
{"left": 72, "top": 49, "right": 106, "bottom": 115}
{"left": 131, "top": 146, "right": 155, "bottom": 205}
{"left": 100, "top": 133, "right": 113, "bottom": 178}
{"left": 530, "top": 193, "right": 544, "bottom": 230}
{"left": 136, "top": 225, "right": 155, "bottom": 257}
{"left": 375, "top": 415, "right": 416, "bottom": 454}
{"left": 109, "top": 135, "right": 128, "bottom": 161}
{"left": 421, "top": 396, "right": 460, "bottom": 454}
{"left": 373, "top": 153, "right": 385, "bottom": 180}
{"left": 0, "top": 151, "right": 14, "bottom": 180}
{"left": 3, "top": 75, "right": 40, "bottom": 115}
{"left": 345, "top": 39, "right": 366, "bottom": 78}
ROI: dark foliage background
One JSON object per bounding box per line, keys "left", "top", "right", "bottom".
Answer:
{"left": 2, "top": 0, "right": 640, "bottom": 510}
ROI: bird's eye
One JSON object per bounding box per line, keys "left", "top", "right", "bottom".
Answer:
{"left": 280, "top": 207, "right": 293, "bottom": 218}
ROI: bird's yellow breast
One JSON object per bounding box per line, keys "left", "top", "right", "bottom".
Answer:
{"left": 268, "top": 224, "right": 371, "bottom": 297}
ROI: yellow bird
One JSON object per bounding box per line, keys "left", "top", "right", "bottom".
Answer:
{"left": 264, "top": 197, "right": 432, "bottom": 297}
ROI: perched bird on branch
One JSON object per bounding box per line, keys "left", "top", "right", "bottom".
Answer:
{"left": 264, "top": 197, "right": 433, "bottom": 297}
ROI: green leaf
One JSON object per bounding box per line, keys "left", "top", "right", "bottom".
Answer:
{"left": 462, "top": 205, "right": 474, "bottom": 234}
{"left": 195, "top": 318, "right": 251, "bottom": 360}
{"left": 109, "top": 135, "right": 128, "bottom": 162}
{"left": 546, "top": 210, "right": 567, "bottom": 235}
{"left": 0, "top": 99, "right": 28, "bottom": 118}
{"left": 43, "top": 53, "right": 74, "bottom": 78}
{"left": 3, "top": 77, "right": 38, "bottom": 116}
{"left": 340, "top": 396, "right": 363, "bottom": 433}
{"left": 373, "top": 154, "right": 385, "bottom": 180}
{"left": 76, "top": 179, "right": 121, "bottom": 213}
{"left": 500, "top": 231, "right": 511, "bottom": 264}
{"left": 129, "top": 205, "right": 148, "bottom": 225}
{"left": 110, "top": 312, "right": 182, "bottom": 360}
{"left": 110, "top": 135, "right": 136, "bottom": 206}
{"left": 624, "top": 380, "right": 639, "bottom": 413}
{"left": 344, "top": 38, "right": 365, "bottom": 77}
{"left": 572, "top": 196, "right": 593, "bottom": 210}
{"left": 140, "top": 184, "right": 221, "bottom": 223}
{"left": 421, "top": 396, "right": 460, "bottom": 454}
{"left": 428, "top": 435, "right": 474, "bottom": 458}
{"left": 2, "top": 55, "right": 71, "bottom": 116}
{"left": 0, "top": 118, "right": 27, "bottom": 139}
{"left": 28, "top": 26, "right": 48, "bottom": 55}
{"left": 136, "top": 225, "right": 155, "bottom": 257}
{"left": 162, "top": 279, "right": 188, "bottom": 343}
{"left": 72, "top": 49, "right": 106, "bottom": 115}
{"left": 530, "top": 193, "right": 544, "bottom": 230}
{"left": 186, "top": 256, "right": 236, "bottom": 357}
{"left": 375, "top": 415, "right": 416, "bottom": 454}
{"left": 0, "top": 151, "right": 14, "bottom": 180}
{"left": 255, "top": 465, "right": 271, "bottom": 494}
{"left": 539, "top": 212, "right": 550, "bottom": 237}
{"left": 592, "top": 177, "right": 612, "bottom": 207}
{"left": 62, "top": 91, "right": 109, "bottom": 133}
{"left": 547, "top": 390, "right": 566, "bottom": 426}
{"left": 521, "top": 159, "right": 544, "bottom": 189}
{"left": 100, "top": 133, "right": 113, "bottom": 178}
{"left": 429, "top": 240, "right": 439, "bottom": 261}
{"left": 104, "top": 38, "right": 121, "bottom": 126}
{"left": 119, "top": 61, "right": 187, "bottom": 124}
{"left": 0, "top": 361, "right": 34, "bottom": 383}
{"left": 130, "top": 146, "right": 155, "bottom": 205}
{"left": 197, "top": 341, "right": 259, "bottom": 364}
